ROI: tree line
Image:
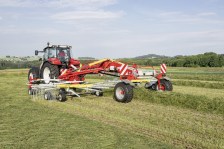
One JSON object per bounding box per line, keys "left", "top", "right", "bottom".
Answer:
{"left": 0, "top": 60, "right": 41, "bottom": 70}
{"left": 163, "top": 52, "right": 224, "bottom": 67}
{"left": 0, "top": 52, "right": 223, "bottom": 69}
{"left": 120, "top": 52, "right": 224, "bottom": 67}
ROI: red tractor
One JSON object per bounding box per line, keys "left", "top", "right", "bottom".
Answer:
{"left": 28, "top": 43, "right": 81, "bottom": 83}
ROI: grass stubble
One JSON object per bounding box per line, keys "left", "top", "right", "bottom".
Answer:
{"left": 1, "top": 68, "right": 224, "bottom": 149}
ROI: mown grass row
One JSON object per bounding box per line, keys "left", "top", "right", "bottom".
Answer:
{"left": 134, "top": 89, "right": 224, "bottom": 115}
{"left": 168, "top": 73, "right": 224, "bottom": 81}
{"left": 168, "top": 67, "right": 224, "bottom": 72}
{"left": 172, "top": 80, "right": 224, "bottom": 89}
{"left": 104, "top": 88, "right": 224, "bottom": 116}
{"left": 85, "top": 73, "right": 224, "bottom": 115}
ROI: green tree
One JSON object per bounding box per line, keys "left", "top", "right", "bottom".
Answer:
{"left": 218, "top": 55, "right": 224, "bottom": 66}
{"left": 145, "top": 59, "right": 153, "bottom": 66}
{"left": 208, "top": 54, "right": 219, "bottom": 67}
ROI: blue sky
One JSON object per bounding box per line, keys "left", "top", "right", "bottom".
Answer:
{"left": 0, "top": 0, "right": 224, "bottom": 58}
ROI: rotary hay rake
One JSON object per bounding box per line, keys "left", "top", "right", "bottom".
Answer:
{"left": 28, "top": 43, "right": 173, "bottom": 103}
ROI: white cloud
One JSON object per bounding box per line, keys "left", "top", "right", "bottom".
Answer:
{"left": 155, "top": 11, "right": 223, "bottom": 24}
{"left": 0, "top": 0, "right": 117, "bottom": 9}
{"left": 0, "top": 0, "right": 31, "bottom": 7}
{"left": 51, "top": 10, "right": 124, "bottom": 20}
{"left": 0, "top": 26, "right": 63, "bottom": 35}
{"left": 47, "top": 0, "right": 116, "bottom": 9}
{"left": 197, "top": 12, "right": 216, "bottom": 17}
{"left": 158, "top": 11, "right": 182, "bottom": 17}
{"left": 159, "top": 11, "right": 216, "bottom": 18}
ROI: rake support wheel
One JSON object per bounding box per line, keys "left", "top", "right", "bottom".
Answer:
{"left": 114, "top": 82, "right": 133, "bottom": 103}
{"left": 44, "top": 91, "right": 53, "bottom": 100}
{"left": 57, "top": 89, "right": 67, "bottom": 102}
{"left": 158, "top": 79, "right": 173, "bottom": 91}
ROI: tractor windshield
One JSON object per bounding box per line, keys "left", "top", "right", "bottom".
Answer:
{"left": 56, "top": 47, "right": 71, "bottom": 62}
{"left": 43, "top": 47, "right": 57, "bottom": 60}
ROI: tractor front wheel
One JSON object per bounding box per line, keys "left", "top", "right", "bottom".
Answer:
{"left": 28, "top": 67, "right": 39, "bottom": 82}
{"left": 114, "top": 82, "right": 133, "bottom": 103}
{"left": 40, "top": 63, "right": 59, "bottom": 83}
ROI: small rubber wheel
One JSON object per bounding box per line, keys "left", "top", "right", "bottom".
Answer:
{"left": 28, "top": 88, "right": 36, "bottom": 95}
{"left": 44, "top": 91, "right": 53, "bottom": 100}
{"left": 95, "top": 90, "right": 103, "bottom": 96}
{"left": 57, "top": 90, "right": 66, "bottom": 102}
{"left": 28, "top": 88, "right": 32, "bottom": 95}
{"left": 114, "top": 82, "right": 133, "bottom": 103}
{"left": 144, "top": 83, "right": 150, "bottom": 89}
{"left": 146, "top": 83, "right": 158, "bottom": 91}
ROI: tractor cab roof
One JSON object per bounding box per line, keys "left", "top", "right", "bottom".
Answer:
{"left": 43, "top": 43, "right": 72, "bottom": 51}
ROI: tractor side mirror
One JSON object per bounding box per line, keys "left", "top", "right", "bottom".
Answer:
{"left": 35, "top": 50, "right": 38, "bottom": 55}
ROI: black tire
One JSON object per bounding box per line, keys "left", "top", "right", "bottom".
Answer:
{"left": 28, "top": 67, "right": 40, "bottom": 81}
{"left": 165, "top": 80, "right": 173, "bottom": 91}
{"left": 95, "top": 90, "right": 103, "bottom": 96}
{"left": 28, "top": 88, "right": 37, "bottom": 95}
{"left": 158, "top": 79, "right": 173, "bottom": 91}
{"left": 28, "top": 88, "right": 32, "bottom": 95}
{"left": 92, "top": 88, "right": 103, "bottom": 97}
{"left": 125, "top": 85, "right": 134, "bottom": 103}
{"left": 150, "top": 84, "right": 158, "bottom": 90}
{"left": 145, "top": 82, "right": 157, "bottom": 91}
{"left": 114, "top": 82, "right": 133, "bottom": 103}
{"left": 57, "top": 90, "right": 66, "bottom": 102}
{"left": 44, "top": 91, "right": 53, "bottom": 100}
{"left": 40, "top": 63, "right": 59, "bottom": 83}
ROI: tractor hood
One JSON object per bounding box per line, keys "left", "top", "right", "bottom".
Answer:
{"left": 48, "top": 58, "right": 62, "bottom": 65}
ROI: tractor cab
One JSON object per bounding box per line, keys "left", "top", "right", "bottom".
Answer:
{"left": 35, "top": 43, "right": 80, "bottom": 68}
{"left": 35, "top": 43, "right": 80, "bottom": 67}
{"left": 42, "top": 45, "right": 72, "bottom": 64}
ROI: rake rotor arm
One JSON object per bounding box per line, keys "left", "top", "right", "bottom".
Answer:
{"left": 57, "top": 59, "right": 140, "bottom": 82}
{"left": 57, "top": 58, "right": 168, "bottom": 86}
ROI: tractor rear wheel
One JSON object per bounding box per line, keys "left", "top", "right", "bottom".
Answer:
{"left": 40, "top": 63, "right": 59, "bottom": 83}
{"left": 28, "top": 67, "right": 39, "bottom": 82}
{"left": 114, "top": 82, "right": 133, "bottom": 103}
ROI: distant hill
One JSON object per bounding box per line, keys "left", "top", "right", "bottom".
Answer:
{"left": 134, "top": 54, "right": 169, "bottom": 59}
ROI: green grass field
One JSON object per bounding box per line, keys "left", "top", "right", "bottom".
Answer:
{"left": 0, "top": 67, "right": 224, "bottom": 149}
